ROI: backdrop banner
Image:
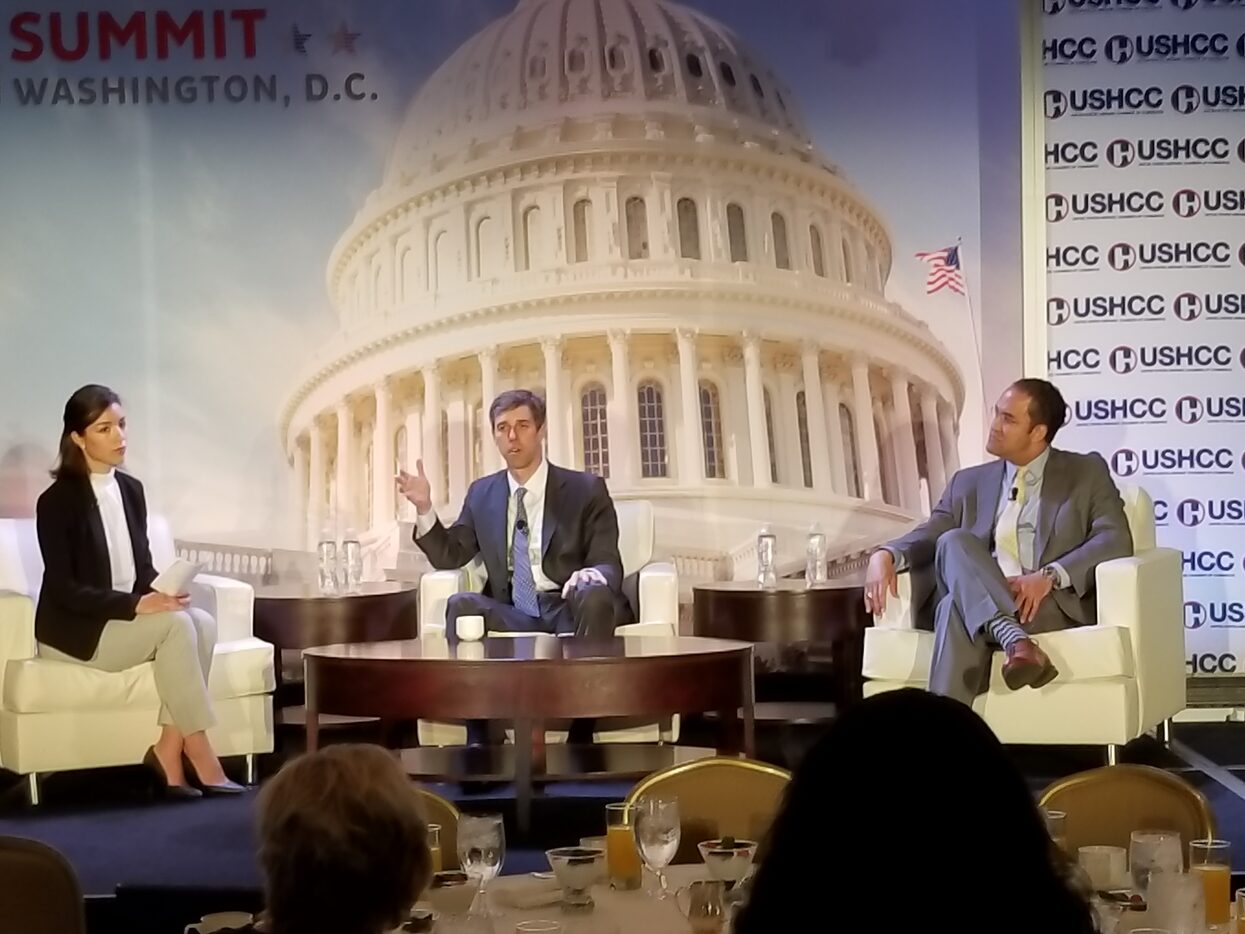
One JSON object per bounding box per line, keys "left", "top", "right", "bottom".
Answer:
{"left": 1042, "top": 0, "right": 1245, "bottom": 677}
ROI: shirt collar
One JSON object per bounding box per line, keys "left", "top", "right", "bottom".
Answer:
{"left": 507, "top": 457, "right": 548, "bottom": 502}
{"left": 89, "top": 468, "right": 118, "bottom": 487}
{"left": 1005, "top": 446, "right": 1050, "bottom": 488}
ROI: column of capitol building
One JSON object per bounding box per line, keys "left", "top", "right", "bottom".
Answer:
{"left": 276, "top": 0, "right": 963, "bottom": 591}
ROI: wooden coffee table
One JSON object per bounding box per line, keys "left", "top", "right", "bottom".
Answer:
{"left": 304, "top": 635, "right": 755, "bottom": 830}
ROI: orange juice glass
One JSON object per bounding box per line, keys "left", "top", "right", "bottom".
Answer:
{"left": 606, "top": 803, "right": 642, "bottom": 890}
{"left": 1191, "top": 838, "right": 1231, "bottom": 926}
{"left": 428, "top": 823, "right": 443, "bottom": 875}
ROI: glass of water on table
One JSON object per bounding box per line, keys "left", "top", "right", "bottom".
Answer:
{"left": 633, "top": 796, "right": 681, "bottom": 900}
{"left": 1130, "top": 830, "right": 1183, "bottom": 903}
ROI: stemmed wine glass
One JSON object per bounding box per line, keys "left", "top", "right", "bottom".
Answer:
{"left": 458, "top": 814, "right": 506, "bottom": 915}
{"left": 633, "top": 796, "right": 681, "bottom": 899}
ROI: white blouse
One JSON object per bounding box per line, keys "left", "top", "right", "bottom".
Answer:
{"left": 90, "top": 470, "right": 137, "bottom": 592}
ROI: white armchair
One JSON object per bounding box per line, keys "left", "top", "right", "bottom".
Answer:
{"left": 861, "top": 485, "right": 1185, "bottom": 760}
{"left": 0, "top": 515, "right": 276, "bottom": 803}
{"left": 416, "top": 498, "right": 680, "bottom": 744}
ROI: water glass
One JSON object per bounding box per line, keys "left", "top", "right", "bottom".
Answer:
{"left": 1190, "top": 838, "right": 1232, "bottom": 926}
{"left": 1044, "top": 809, "right": 1068, "bottom": 853}
{"left": 1148, "top": 872, "right": 1204, "bottom": 934}
{"left": 514, "top": 923, "right": 563, "bottom": 933}
{"left": 633, "top": 797, "right": 681, "bottom": 899}
{"left": 1078, "top": 845, "right": 1128, "bottom": 891}
{"left": 1130, "top": 830, "right": 1183, "bottom": 901}
{"left": 605, "top": 802, "right": 642, "bottom": 890}
{"left": 1235, "top": 888, "right": 1245, "bottom": 934}
{"left": 458, "top": 814, "right": 505, "bottom": 910}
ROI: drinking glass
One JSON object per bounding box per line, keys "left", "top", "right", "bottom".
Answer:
{"left": 428, "top": 824, "right": 442, "bottom": 875}
{"left": 1235, "top": 888, "right": 1245, "bottom": 934}
{"left": 1190, "top": 838, "right": 1232, "bottom": 926}
{"left": 514, "top": 922, "right": 563, "bottom": 933}
{"left": 458, "top": 814, "right": 505, "bottom": 912}
{"left": 605, "top": 802, "right": 642, "bottom": 891}
{"left": 1130, "top": 830, "right": 1183, "bottom": 901}
{"left": 1044, "top": 809, "right": 1068, "bottom": 853}
{"left": 633, "top": 797, "right": 680, "bottom": 899}
{"left": 1148, "top": 872, "right": 1204, "bottom": 934}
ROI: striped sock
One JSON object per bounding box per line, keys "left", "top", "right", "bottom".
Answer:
{"left": 987, "top": 616, "right": 1028, "bottom": 654}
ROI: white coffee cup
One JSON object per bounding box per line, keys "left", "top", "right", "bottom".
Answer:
{"left": 1077, "top": 845, "right": 1128, "bottom": 890}
{"left": 456, "top": 614, "right": 486, "bottom": 641}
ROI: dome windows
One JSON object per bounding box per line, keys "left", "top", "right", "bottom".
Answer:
{"left": 647, "top": 47, "right": 666, "bottom": 73}
{"left": 528, "top": 55, "right": 546, "bottom": 80}
{"left": 750, "top": 74, "right": 764, "bottom": 99}
{"left": 719, "top": 62, "right": 737, "bottom": 87}
{"left": 685, "top": 52, "right": 704, "bottom": 79}
{"left": 567, "top": 47, "right": 586, "bottom": 74}
{"left": 607, "top": 43, "right": 627, "bottom": 73}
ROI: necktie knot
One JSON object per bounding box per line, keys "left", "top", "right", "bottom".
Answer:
{"left": 515, "top": 487, "right": 527, "bottom": 503}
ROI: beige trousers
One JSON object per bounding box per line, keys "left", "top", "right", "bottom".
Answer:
{"left": 40, "top": 608, "right": 218, "bottom": 735}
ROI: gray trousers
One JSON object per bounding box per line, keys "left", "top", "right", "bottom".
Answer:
{"left": 916, "top": 529, "right": 1072, "bottom": 704}
{"left": 40, "top": 608, "right": 218, "bottom": 735}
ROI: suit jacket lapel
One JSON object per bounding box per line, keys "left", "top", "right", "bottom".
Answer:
{"left": 976, "top": 460, "right": 1007, "bottom": 541}
{"left": 1035, "top": 449, "right": 1067, "bottom": 565}
{"left": 541, "top": 464, "right": 562, "bottom": 559}
{"left": 487, "top": 471, "right": 509, "bottom": 562}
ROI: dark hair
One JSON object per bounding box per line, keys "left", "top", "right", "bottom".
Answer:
{"left": 489, "top": 388, "right": 546, "bottom": 430}
{"left": 257, "top": 744, "right": 432, "bottom": 934}
{"left": 1012, "top": 378, "right": 1067, "bottom": 443}
{"left": 52, "top": 384, "right": 122, "bottom": 479}
{"left": 735, "top": 690, "right": 1095, "bottom": 934}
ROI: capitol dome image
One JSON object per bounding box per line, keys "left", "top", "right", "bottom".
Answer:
{"left": 277, "top": 0, "right": 964, "bottom": 588}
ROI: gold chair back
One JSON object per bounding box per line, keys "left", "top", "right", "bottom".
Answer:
{"left": 626, "top": 757, "right": 791, "bottom": 864}
{"left": 1038, "top": 764, "right": 1215, "bottom": 864}
{"left": 417, "top": 786, "right": 461, "bottom": 870}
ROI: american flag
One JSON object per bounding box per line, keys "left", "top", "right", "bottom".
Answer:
{"left": 915, "top": 245, "right": 966, "bottom": 295}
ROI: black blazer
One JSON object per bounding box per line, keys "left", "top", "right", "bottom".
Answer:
{"left": 414, "top": 463, "right": 624, "bottom": 606}
{"left": 34, "top": 471, "right": 158, "bottom": 661}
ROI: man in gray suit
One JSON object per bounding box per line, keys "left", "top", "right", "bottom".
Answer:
{"left": 864, "top": 378, "right": 1133, "bottom": 704}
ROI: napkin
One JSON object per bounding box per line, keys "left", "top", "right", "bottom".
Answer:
{"left": 492, "top": 878, "right": 563, "bottom": 909}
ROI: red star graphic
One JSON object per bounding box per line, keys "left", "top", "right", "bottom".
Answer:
{"left": 329, "top": 22, "right": 360, "bottom": 54}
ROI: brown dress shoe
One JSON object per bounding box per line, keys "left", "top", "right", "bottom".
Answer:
{"left": 1002, "top": 639, "right": 1059, "bottom": 691}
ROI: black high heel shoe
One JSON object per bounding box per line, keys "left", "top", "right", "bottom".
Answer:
{"left": 142, "top": 747, "right": 202, "bottom": 800}
{"left": 181, "top": 754, "right": 246, "bottom": 796}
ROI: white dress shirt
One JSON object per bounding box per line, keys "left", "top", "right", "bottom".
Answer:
{"left": 90, "top": 469, "right": 136, "bottom": 592}
{"left": 416, "top": 458, "right": 558, "bottom": 593}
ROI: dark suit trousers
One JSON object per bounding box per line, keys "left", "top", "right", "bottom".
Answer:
{"left": 914, "top": 529, "right": 1074, "bottom": 704}
{"left": 446, "top": 583, "right": 628, "bottom": 745}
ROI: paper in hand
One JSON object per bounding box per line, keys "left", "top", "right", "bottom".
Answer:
{"left": 151, "top": 558, "right": 201, "bottom": 596}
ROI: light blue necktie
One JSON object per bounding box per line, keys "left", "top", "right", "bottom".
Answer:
{"left": 511, "top": 488, "right": 539, "bottom": 617}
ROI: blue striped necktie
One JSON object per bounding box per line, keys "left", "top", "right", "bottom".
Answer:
{"left": 511, "top": 487, "right": 539, "bottom": 617}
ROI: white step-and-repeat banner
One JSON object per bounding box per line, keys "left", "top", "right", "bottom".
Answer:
{"left": 1042, "top": 0, "right": 1245, "bottom": 678}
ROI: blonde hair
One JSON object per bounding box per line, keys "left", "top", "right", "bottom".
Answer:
{"left": 256, "top": 744, "right": 432, "bottom": 934}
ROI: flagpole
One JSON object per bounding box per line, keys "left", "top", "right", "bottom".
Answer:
{"left": 955, "top": 236, "right": 990, "bottom": 455}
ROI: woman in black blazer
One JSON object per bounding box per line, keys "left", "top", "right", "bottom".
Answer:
{"left": 36, "top": 385, "right": 242, "bottom": 797}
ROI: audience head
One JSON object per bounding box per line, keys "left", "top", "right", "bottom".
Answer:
{"left": 735, "top": 690, "right": 1094, "bottom": 934}
{"left": 54, "top": 384, "right": 125, "bottom": 479}
{"left": 489, "top": 388, "right": 547, "bottom": 473}
{"left": 987, "top": 378, "right": 1067, "bottom": 465}
{"left": 256, "top": 744, "right": 432, "bottom": 934}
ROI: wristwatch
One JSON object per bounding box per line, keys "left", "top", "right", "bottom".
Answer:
{"left": 1039, "top": 565, "right": 1060, "bottom": 585}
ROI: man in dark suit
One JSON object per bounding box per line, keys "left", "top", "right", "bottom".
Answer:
{"left": 397, "top": 388, "right": 632, "bottom": 744}
{"left": 863, "top": 378, "right": 1133, "bottom": 704}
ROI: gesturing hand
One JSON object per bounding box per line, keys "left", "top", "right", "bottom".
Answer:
{"left": 1008, "top": 572, "right": 1054, "bottom": 626}
{"left": 136, "top": 592, "right": 190, "bottom": 615}
{"left": 395, "top": 459, "right": 433, "bottom": 513}
{"left": 562, "top": 567, "right": 607, "bottom": 599}
{"left": 863, "top": 549, "right": 898, "bottom": 616}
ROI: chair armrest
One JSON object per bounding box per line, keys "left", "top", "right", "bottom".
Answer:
{"left": 638, "top": 562, "right": 678, "bottom": 626}
{"left": 1095, "top": 547, "right": 1185, "bottom": 729}
{"left": 0, "top": 591, "right": 36, "bottom": 699}
{"left": 187, "top": 574, "right": 255, "bottom": 644}
{"left": 873, "top": 572, "right": 917, "bottom": 630}
{"left": 418, "top": 570, "right": 466, "bottom": 636}
{"left": 615, "top": 621, "right": 675, "bottom": 637}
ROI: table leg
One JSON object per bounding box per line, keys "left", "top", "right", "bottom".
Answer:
{"left": 514, "top": 717, "right": 534, "bottom": 835}
{"left": 306, "top": 706, "right": 320, "bottom": 752}
{"left": 718, "top": 707, "right": 741, "bottom": 756}
{"left": 742, "top": 651, "right": 757, "bottom": 759}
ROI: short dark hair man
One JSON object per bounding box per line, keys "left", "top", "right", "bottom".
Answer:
{"left": 397, "top": 388, "right": 632, "bottom": 744}
{"left": 864, "top": 378, "right": 1133, "bottom": 702}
